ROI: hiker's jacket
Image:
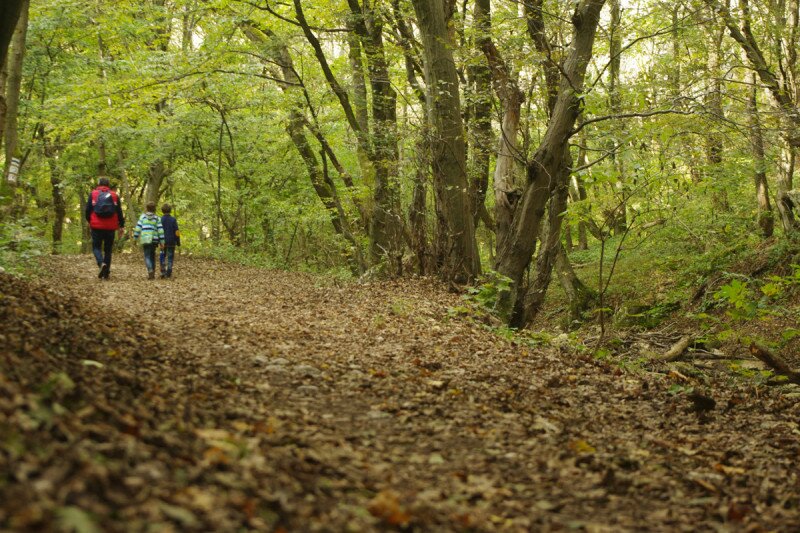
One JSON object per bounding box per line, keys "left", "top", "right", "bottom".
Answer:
{"left": 133, "top": 212, "right": 165, "bottom": 245}
{"left": 85, "top": 186, "right": 124, "bottom": 231}
{"left": 160, "top": 214, "right": 181, "bottom": 247}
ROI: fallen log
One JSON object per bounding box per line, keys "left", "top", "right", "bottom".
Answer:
{"left": 749, "top": 342, "right": 800, "bottom": 385}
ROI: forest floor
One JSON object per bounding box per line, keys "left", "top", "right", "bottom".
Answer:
{"left": 2, "top": 254, "right": 799, "bottom": 532}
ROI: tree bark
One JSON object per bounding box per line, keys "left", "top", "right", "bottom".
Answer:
{"left": 0, "top": 0, "right": 25, "bottom": 69}
{"left": 518, "top": 167, "right": 570, "bottom": 327}
{"left": 411, "top": 0, "right": 481, "bottom": 284}
{"left": 747, "top": 71, "right": 774, "bottom": 237}
{"left": 478, "top": 0, "right": 524, "bottom": 245}
{"left": 468, "top": 0, "right": 493, "bottom": 227}
{"left": 555, "top": 242, "right": 595, "bottom": 323}
{"left": 3, "top": 0, "right": 29, "bottom": 184}
{"left": 44, "top": 136, "right": 66, "bottom": 254}
{"left": 347, "top": 0, "right": 404, "bottom": 271}
{"left": 609, "top": 0, "right": 627, "bottom": 235}
{"left": 494, "top": 0, "right": 606, "bottom": 321}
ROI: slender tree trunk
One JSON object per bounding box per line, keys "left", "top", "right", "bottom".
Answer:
{"left": 705, "top": 22, "right": 730, "bottom": 209}
{"left": 609, "top": 0, "right": 627, "bottom": 234}
{"left": 242, "top": 23, "right": 366, "bottom": 272}
{"left": 410, "top": 126, "right": 430, "bottom": 274}
{"left": 79, "top": 186, "right": 91, "bottom": 254}
{"left": 49, "top": 168, "right": 66, "bottom": 253}
{"left": 777, "top": 144, "right": 798, "bottom": 232}
{"left": 411, "top": 0, "right": 481, "bottom": 283}
{"left": 3, "top": 0, "right": 29, "bottom": 184}
{"left": 571, "top": 132, "right": 589, "bottom": 250}
{"left": 747, "top": 71, "right": 774, "bottom": 237}
{"left": 469, "top": 0, "right": 493, "bottom": 227}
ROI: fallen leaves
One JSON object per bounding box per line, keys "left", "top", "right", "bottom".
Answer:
{"left": 1, "top": 256, "right": 799, "bottom": 531}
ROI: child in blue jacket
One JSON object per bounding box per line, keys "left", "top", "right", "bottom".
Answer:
{"left": 159, "top": 203, "right": 181, "bottom": 279}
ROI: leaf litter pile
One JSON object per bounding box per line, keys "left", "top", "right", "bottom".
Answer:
{"left": 1, "top": 255, "right": 798, "bottom": 531}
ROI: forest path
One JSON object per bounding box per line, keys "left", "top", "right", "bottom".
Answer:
{"left": 8, "top": 255, "right": 800, "bottom": 531}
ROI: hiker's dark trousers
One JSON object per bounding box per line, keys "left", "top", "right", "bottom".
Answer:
{"left": 91, "top": 229, "right": 115, "bottom": 269}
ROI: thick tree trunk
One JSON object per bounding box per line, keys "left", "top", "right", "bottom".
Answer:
{"left": 411, "top": 0, "right": 481, "bottom": 284}
{"left": 494, "top": 0, "right": 605, "bottom": 321}
{"left": 747, "top": 71, "right": 774, "bottom": 237}
{"left": 145, "top": 159, "right": 166, "bottom": 207}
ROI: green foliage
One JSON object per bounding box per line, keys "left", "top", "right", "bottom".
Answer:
{"left": 463, "top": 270, "right": 513, "bottom": 315}
{"left": 0, "top": 220, "right": 47, "bottom": 276}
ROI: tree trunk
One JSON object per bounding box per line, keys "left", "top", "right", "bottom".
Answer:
{"left": 476, "top": 0, "right": 524, "bottom": 248}
{"left": 79, "top": 186, "right": 91, "bottom": 254}
{"left": 409, "top": 127, "right": 430, "bottom": 275}
{"left": 347, "top": 1, "right": 404, "bottom": 271}
{"left": 609, "top": 0, "right": 627, "bottom": 235}
{"left": 705, "top": 22, "right": 730, "bottom": 209}
{"left": 242, "top": 23, "right": 366, "bottom": 272}
{"left": 3, "top": 0, "right": 29, "bottom": 185}
{"left": 518, "top": 165, "right": 570, "bottom": 327}
{"left": 777, "top": 144, "right": 798, "bottom": 233}
{"left": 747, "top": 71, "right": 774, "bottom": 237}
{"left": 42, "top": 135, "right": 66, "bottom": 254}
{"left": 494, "top": 0, "right": 606, "bottom": 321}
{"left": 411, "top": 0, "right": 481, "bottom": 284}
{"left": 469, "top": 0, "right": 493, "bottom": 227}
{"left": 555, "top": 242, "right": 596, "bottom": 324}
{"left": 0, "top": 0, "right": 25, "bottom": 69}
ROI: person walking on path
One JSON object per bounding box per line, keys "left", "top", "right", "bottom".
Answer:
{"left": 159, "top": 203, "right": 181, "bottom": 279}
{"left": 133, "top": 201, "right": 165, "bottom": 280}
{"left": 85, "top": 176, "right": 125, "bottom": 280}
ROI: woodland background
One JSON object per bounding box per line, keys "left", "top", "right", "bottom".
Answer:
{"left": 2, "top": 0, "right": 800, "bottom": 332}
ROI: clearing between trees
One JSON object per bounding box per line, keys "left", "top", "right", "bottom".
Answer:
{"left": 1, "top": 255, "right": 799, "bottom": 531}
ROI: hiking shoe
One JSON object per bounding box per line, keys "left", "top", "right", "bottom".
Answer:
{"left": 148, "top": 271, "right": 155, "bottom": 280}
{"left": 99, "top": 263, "right": 108, "bottom": 279}
{"left": 160, "top": 272, "right": 166, "bottom": 279}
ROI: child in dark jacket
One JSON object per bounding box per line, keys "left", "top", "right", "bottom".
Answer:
{"left": 159, "top": 203, "right": 181, "bottom": 279}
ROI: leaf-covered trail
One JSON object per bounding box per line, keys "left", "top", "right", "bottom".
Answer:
{"left": 3, "top": 255, "right": 799, "bottom": 531}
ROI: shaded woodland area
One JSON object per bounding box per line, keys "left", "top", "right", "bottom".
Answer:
{"left": 1, "top": 0, "right": 800, "bottom": 530}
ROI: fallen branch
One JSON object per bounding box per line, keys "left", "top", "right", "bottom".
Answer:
{"left": 658, "top": 335, "right": 694, "bottom": 362}
{"left": 749, "top": 342, "right": 800, "bottom": 385}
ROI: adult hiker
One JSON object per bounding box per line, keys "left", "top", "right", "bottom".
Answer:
{"left": 159, "top": 203, "right": 181, "bottom": 279}
{"left": 85, "top": 176, "right": 125, "bottom": 280}
{"left": 133, "top": 201, "right": 165, "bottom": 280}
